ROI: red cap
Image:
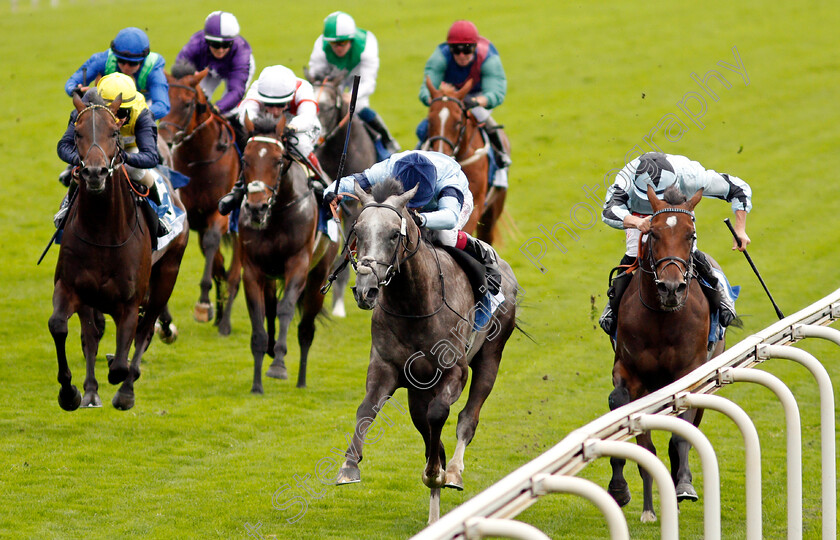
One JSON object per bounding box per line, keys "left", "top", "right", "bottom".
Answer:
{"left": 446, "top": 20, "right": 479, "bottom": 44}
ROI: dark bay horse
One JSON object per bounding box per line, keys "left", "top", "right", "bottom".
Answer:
{"left": 422, "top": 77, "right": 509, "bottom": 245}
{"left": 159, "top": 64, "right": 241, "bottom": 335}
{"left": 237, "top": 115, "right": 338, "bottom": 392}
{"left": 308, "top": 70, "right": 378, "bottom": 317}
{"left": 608, "top": 185, "right": 726, "bottom": 522}
{"left": 49, "top": 94, "right": 188, "bottom": 410}
{"left": 334, "top": 179, "right": 519, "bottom": 523}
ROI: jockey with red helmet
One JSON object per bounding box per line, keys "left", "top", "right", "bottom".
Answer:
{"left": 417, "top": 20, "right": 511, "bottom": 189}
{"left": 64, "top": 27, "right": 170, "bottom": 120}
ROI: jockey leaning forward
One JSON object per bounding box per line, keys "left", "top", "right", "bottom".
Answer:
{"left": 307, "top": 11, "right": 400, "bottom": 155}
{"left": 218, "top": 65, "right": 327, "bottom": 215}
{"left": 417, "top": 20, "right": 511, "bottom": 190}
{"left": 55, "top": 73, "right": 170, "bottom": 243}
{"left": 599, "top": 151, "right": 752, "bottom": 337}
{"left": 323, "top": 150, "right": 505, "bottom": 307}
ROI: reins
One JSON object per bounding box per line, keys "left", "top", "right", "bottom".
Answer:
{"left": 637, "top": 207, "right": 697, "bottom": 312}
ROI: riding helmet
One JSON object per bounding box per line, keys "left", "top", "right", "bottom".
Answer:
{"left": 323, "top": 11, "right": 356, "bottom": 42}
{"left": 110, "top": 27, "right": 150, "bottom": 62}
{"left": 97, "top": 73, "right": 138, "bottom": 108}
{"left": 204, "top": 11, "right": 240, "bottom": 43}
{"left": 393, "top": 153, "right": 436, "bottom": 208}
{"left": 446, "top": 20, "right": 479, "bottom": 44}
{"left": 256, "top": 65, "right": 297, "bottom": 105}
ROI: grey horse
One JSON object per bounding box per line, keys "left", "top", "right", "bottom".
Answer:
{"left": 334, "top": 179, "right": 520, "bottom": 523}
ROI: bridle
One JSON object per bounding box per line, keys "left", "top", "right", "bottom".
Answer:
{"left": 75, "top": 104, "right": 123, "bottom": 176}
{"left": 425, "top": 95, "right": 469, "bottom": 157}
{"left": 242, "top": 136, "right": 311, "bottom": 222}
{"left": 639, "top": 207, "right": 697, "bottom": 312}
{"left": 313, "top": 79, "right": 350, "bottom": 146}
{"left": 159, "top": 82, "right": 234, "bottom": 166}
{"left": 349, "top": 203, "right": 421, "bottom": 287}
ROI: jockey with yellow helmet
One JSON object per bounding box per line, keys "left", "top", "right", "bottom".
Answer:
{"left": 55, "top": 73, "right": 169, "bottom": 240}
{"left": 64, "top": 27, "right": 170, "bottom": 120}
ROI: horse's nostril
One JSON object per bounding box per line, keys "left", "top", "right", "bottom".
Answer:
{"left": 367, "top": 288, "right": 379, "bottom": 301}
{"left": 676, "top": 283, "right": 687, "bottom": 295}
{"left": 657, "top": 283, "right": 668, "bottom": 296}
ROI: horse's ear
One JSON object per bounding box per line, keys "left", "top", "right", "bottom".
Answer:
{"left": 165, "top": 71, "right": 175, "bottom": 83}
{"left": 456, "top": 78, "right": 474, "bottom": 99}
{"left": 392, "top": 184, "right": 419, "bottom": 209}
{"left": 194, "top": 68, "right": 209, "bottom": 84}
{"left": 275, "top": 114, "right": 287, "bottom": 135}
{"left": 425, "top": 76, "right": 441, "bottom": 98}
{"left": 647, "top": 185, "right": 665, "bottom": 212}
{"left": 354, "top": 181, "right": 373, "bottom": 205}
{"left": 244, "top": 112, "right": 254, "bottom": 134}
{"left": 72, "top": 93, "right": 86, "bottom": 112}
{"left": 109, "top": 93, "right": 123, "bottom": 116}
{"left": 686, "top": 188, "right": 704, "bottom": 211}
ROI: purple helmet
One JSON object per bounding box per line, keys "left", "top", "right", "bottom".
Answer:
{"left": 204, "top": 11, "right": 240, "bottom": 43}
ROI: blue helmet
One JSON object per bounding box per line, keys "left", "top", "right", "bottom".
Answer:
{"left": 110, "top": 27, "right": 150, "bottom": 62}
{"left": 393, "top": 153, "right": 436, "bottom": 208}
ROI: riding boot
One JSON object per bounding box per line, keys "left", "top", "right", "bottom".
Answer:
{"left": 599, "top": 254, "right": 636, "bottom": 336}
{"left": 365, "top": 113, "right": 401, "bottom": 154}
{"left": 145, "top": 182, "right": 171, "bottom": 237}
{"left": 54, "top": 181, "right": 78, "bottom": 229}
{"left": 141, "top": 200, "right": 160, "bottom": 250}
{"left": 218, "top": 178, "right": 247, "bottom": 216}
{"left": 461, "top": 236, "right": 502, "bottom": 295}
{"left": 483, "top": 117, "right": 512, "bottom": 169}
{"left": 692, "top": 250, "right": 738, "bottom": 327}
{"left": 58, "top": 164, "right": 74, "bottom": 187}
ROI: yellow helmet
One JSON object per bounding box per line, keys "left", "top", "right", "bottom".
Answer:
{"left": 96, "top": 73, "right": 138, "bottom": 108}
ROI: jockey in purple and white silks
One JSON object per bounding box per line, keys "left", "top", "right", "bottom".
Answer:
{"left": 307, "top": 11, "right": 400, "bottom": 155}
{"left": 323, "top": 150, "right": 503, "bottom": 305}
{"left": 417, "top": 20, "right": 510, "bottom": 188}
{"left": 175, "top": 11, "right": 256, "bottom": 116}
{"left": 599, "top": 152, "right": 753, "bottom": 336}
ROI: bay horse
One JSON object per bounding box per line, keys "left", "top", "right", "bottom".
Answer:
{"left": 308, "top": 69, "right": 378, "bottom": 317}
{"left": 422, "top": 77, "right": 509, "bottom": 245}
{"left": 159, "top": 63, "right": 241, "bottom": 335}
{"left": 49, "top": 93, "right": 188, "bottom": 411}
{"left": 608, "top": 185, "right": 726, "bottom": 522}
{"left": 237, "top": 114, "right": 338, "bottom": 392}
{"left": 334, "top": 179, "right": 519, "bottom": 523}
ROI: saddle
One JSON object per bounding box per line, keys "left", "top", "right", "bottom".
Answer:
{"left": 440, "top": 245, "right": 487, "bottom": 303}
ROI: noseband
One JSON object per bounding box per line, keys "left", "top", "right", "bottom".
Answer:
{"left": 640, "top": 207, "right": 697, "bottom": 311}
{"left": 425, "top": 95, "right": 468, "bottom": 156}
{"left": 243, "top": 136, "right": 313, "bottom": 221}
{"left": 350, "top": 203, "right": 421, "bottom": 286}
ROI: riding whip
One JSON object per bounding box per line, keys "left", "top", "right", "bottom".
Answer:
{"left": 37, "top": 185, "right": 79, "bottom": 265}
{"left": 333, "top": 75, "right": 361, "bottom": 200}
{"left": 724, "top": 217, "right": 785, "bottom": 319}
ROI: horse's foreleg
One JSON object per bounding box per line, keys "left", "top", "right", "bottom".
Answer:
{"left": 108, "top": 305, "right": 140, "bottom": 387}
{"left": 218, "top": 233, "right": 241, "bottom": 336}
{"left": 429, "top": 487, "right": 441, "bottom": 524}
{"left": 423, "top": 366, "right": 466, "bottom": 490}
{"left": 267, "top": 253, "right": 309, "bottom": 379}
{"left": 295, "top": 250, "right": 334, "bottom": 388}
{"left": 336, "top": 355, "right": 400, "bottom": 485}
{"left": 636, "top": 431, "right": 658, "bottom": 523}
{"left": 194, "top": 227, "right": 222, "bottom": 323}
{"left": 49, "top": 282, "right": 81, "bottom": 411}
{"left": 670, "top": 408, "right": 701, "bottom": 502}
{"left": 264, "top": 281, "right": 278, "bottom": 361}
{"left": 78, "top": 306, "right": 102, "bottom": 408}
{"left": 243, "top": 266, "right": 268, "bottom": 394}
{"left": 607, "top": 374, "right": 632, "bottom": 506}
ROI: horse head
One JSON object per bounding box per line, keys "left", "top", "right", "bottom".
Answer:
{"left": 424, "top": 76, "right": 474, "bottom": 156}
{"left": 72, "top": 92, "right": 123, "bottom": 193}
{"left": 645, "top": 185, "right": 704, "bottom": 309}
{"left": 239, "top": 113, "right": 289, "bottom": 229}
{"left": 159, "top": 65, "right": 210, "bottom": 146}
{"left": 307, "top": 67, "right": 348, "bottom": 143}
{"left": 351, "top": 180, "right": 420, "bottom": 310}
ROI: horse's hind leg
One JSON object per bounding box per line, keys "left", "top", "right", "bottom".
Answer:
{"left": 295, "top": 248, "right": 335, "bottom": 388}
{"left": 49, "top": 282, "right": 81, "bottom": 411}
{"left": 422, "top": 366, "right": 466, "bottom": 492}
{"left": 218, "top": 234, "right": 241, "bottom": 337}
{"left": 155, "top": 304, "right": 178, "bottom": 344}
{"left": 607, "top": 381, "right": 632, "bottom": 506}
{"left": 669, "top": 407, "right": 703, "bottom": 503}
{"left": 79, "top": 306, "right": 103, "bottom": 407}
{"left": 636, "top": 430, "right": 658, "bottom": 523}
{"left": 194, "top": 227, "right": 222, "bottom": 323}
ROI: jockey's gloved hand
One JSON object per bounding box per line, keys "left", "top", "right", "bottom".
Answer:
{"left": 411, "top": 211, "right": 426, "bottom": 228}
{"left": 282, "top": 126, "right": 299, "bottom": 146}
{"left": 323, "top": 190, "right": 339, "bottom": 207}
{"left": 463, "top": 96, "right": 480, "bottom": 109}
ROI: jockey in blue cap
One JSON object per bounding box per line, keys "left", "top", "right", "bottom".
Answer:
{"left": 323, "top": 150, "right": 502, "bottom": 298}
{"left": 65, "top": 27, "right": 170, "bottom": 121}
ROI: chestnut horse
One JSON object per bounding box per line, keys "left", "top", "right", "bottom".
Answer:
{"left": 49, "top": 94, "right": 188, "bottom": 410}
{"left": 159, "top": 65, "right": 241, "bottom": 335}
{"left": 608, "top": 185, "right": 726, "bottom": 522}
{"left": 308, "top": 70, "right": 378, "bottom": 317}
{"left": 422, "top": 77, "right": 509, "bottom": 245}
{"left": 237, "top": 115, "right": 338, "bottom": 392}
{"left": 334, "top": 179, "right": 519, "bottom": 523}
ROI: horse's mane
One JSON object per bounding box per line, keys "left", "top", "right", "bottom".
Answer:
{"left": 250, "top": 115, "right": 279, "bottom": 135}
{"left": 171, "top": 60, "right": 197, "bottom": 79}
{"left": 83, "top": 89, "right": 105, "bottom": 106}
{"left": 662, "top": 185, "right": 687, "bottom": 205}
{"left": 370, "top": 178, "right": 405, "bottom": 203}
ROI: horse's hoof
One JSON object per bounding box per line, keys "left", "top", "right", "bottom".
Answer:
{"left": 193, "top": 302, "right": 213, "bottom": 323}
{"left": 335, "top": 467, "right": 361, "bottom": 485}
{"left": 676, "top": 482, "right": 698, "bottom": 502}
{"left": 444, "top": 477, "right": 464, "bottom": 491}
{"left": 217, "top": 321, "right": 231, "bottom": 337}
{"left": 250, "top": 385, "right": 264, "bottom": 395}
{"left": 108, "top": 364, "right": 129, "bottom": 385}
{"left": 112, "top": 390, "right": 135, "bottom": 410}
{"left": 608, "top": 481, "right": 631, "bottom": 507}
{"left": 58, "top": 385, "right": 81, "bottom": 411}
{"left": 266, "top": 365, "right": 288, "bottom": 380}
{"left": 640, "top": 510, "right": 657, "bottom": 523}
{"left": 155, "top": 321, "right": 178, "bottom": 344}
{"left": 422, "top": 469, "right": 446, "bottom": 489}
{"left": 81, "top": 391, "right": 102, "bottom": 408}
{"left": 331, "top": 302, "right": 346, "bottom": 318}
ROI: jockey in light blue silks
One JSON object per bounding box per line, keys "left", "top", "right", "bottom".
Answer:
{"left": 599, "top": 152, "right": 753, "bottom": 337}
{"left": 323, "top": 150, "right": 505, "bottom": 307}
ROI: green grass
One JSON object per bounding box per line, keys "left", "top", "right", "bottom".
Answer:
{"left": 1, "top": 0, "right": 839, "bottom": 538}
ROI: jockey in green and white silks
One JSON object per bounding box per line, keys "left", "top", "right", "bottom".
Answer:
{"left": 599, "top": 152, "right": 753, "bottom": 336}
{"left": 307, "top": 11, "right": 400, "bottom": 155}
